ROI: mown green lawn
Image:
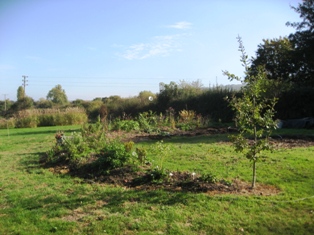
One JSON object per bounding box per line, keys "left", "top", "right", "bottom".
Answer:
{"left": 0, "top": 126, "right": 313, "bottom": 234}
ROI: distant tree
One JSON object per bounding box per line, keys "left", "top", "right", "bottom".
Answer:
{"left": 101, "top": 95, "right": 122, "bottom": 105}
{"left": 0, "top": 99, "right": 13, "bottom": 116}
{"left": 178, "top": 79, "right": 204, "bottom": 98}
{"left": 138, "top": 90, "right": 156, "bottom": 105}
{"left": 9, "top": 86, "right": 34, "bottom": 111}
{"left": 84, "top": 99, "right": 103, "bottom": 120}
{"left": 71, "top": 99, "right": 86, "bottom": 108}
{"left": 35, "top": 98, "right": 53, "bottom": 109}
{"left": 223, "top": 36, "right": 278, "bottom": 189}
{"left": 17, "top": 86, "right": 25, "bottom": 101}
{"left": 46, "top": 85, "right": 68, "bottom": 105}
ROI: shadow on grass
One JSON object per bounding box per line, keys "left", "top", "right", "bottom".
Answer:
{"left": 18, "top": 154, "right": 198, "bottom": 210}
{"left": 4, "top": 128, "right": 79, "bottom": 137}
{"left": 16, "top": 151, "right": 314, "bottom": 235}
{"left": 165, "top": 134, "right": 230, "bottom": 144}
{"left": 17, "top": 151, "right": 215, "bottom": 209}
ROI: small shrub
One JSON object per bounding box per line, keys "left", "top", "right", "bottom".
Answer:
{"left": 179, "top": 109, "right": 196, "bottom": 122}
{"left": 136, "top": 147, "right": 147, "bottom": 165}
{"left": 62, "top": 132, "right": 91, "bottom": 163}
{"left": 148, "top": 140, "right": 171, "bottom": 171}
{"left": 137, "top": 111, "right": 160, "bottom": 133}
{"left": 112, "top": 119, "right": 140, "bottom": 132}
{"left": 96, "top": 140, "right": 134, "bottom": 170}
{"left": 176, "top": 109, "right": 201, "bottom": 131}
{"left": 124, "top": 141, "right": 134, "bottom": 152}
{"left": 200, "top": 172, "right": 218, "bottom": 183}
{"left": 147, "top": 167, "right": 167, "bottom": 182}
{"left": 81, "top": 122, "right": 106, "bottom": 149}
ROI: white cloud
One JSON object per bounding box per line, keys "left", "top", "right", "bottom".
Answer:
{"left": 167, "top": 21, "right": 192, "bottom": 29}
{"left": 119, "top": 35, "right": 182, "bottom": 60}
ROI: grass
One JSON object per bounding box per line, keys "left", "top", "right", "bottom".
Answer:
{"left": 0, "top": 126, "right": 313, "bottom": 234}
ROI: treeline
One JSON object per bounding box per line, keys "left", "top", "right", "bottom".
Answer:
{"left": 1, "top": 80, "right": 313, "bottom": 129}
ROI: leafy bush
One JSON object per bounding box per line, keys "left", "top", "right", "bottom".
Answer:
{"left": 95, "top": 140, "right": 135, "bottom": 171}
{"left": 176, "top": 109, "right": 202, "bottom": 130}
{"left": 62, "top": 132, "right": 91, "bottom": 162}
{"left": 81, "top": 122, "right": 106, "bottom": 149}
{"left": 47, "top": 123, "right": 107, "bottom": 166}
{"left": 135, "top": 147, "right": 147, "bottom": 165}
{"left": 111, "top": 119, "right": 140, "bottom": 132}
{"left": 47, "top": 123, "right": 137, "bottom": 172}
{"left": 137, "top": 111, "right": 160, "bottom": 133}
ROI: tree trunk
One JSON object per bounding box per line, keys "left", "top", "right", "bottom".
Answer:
{"left": 252, "top": 160, "right": 256, "bottom": 188}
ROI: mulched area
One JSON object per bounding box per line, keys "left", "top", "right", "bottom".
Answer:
{"left": 107, "top": 127, "right": 314, "bottom": 148}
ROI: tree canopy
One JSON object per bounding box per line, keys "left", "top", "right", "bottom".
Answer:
{"left": 46, "top": 84, "right": 68, "bottom": 105}
{"left": 251, "top": 0, "right": 314, "bottom": 86}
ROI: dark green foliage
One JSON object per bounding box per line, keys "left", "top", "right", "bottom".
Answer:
{"left": 196, "top": 88, "right": 235, "bottom": 122}
{"left": 11, "top": 97, "right": 34, "bottom": 112}
{"left": 287, "top": 0, "right": 314, "bottom": 86}
{"left": 275, "top": 86, "right": 314, "bottom": 119}
{"left": 156, "top": 82, "right": 236, "bottom": 122}
{"left": 250, "top": 1, "right": 314, "bottom": 87}
{"left": 250, "top": 38, "right": 297, "bottom": 83}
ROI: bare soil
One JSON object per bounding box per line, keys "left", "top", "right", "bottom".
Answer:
{"left": 44, "top": 127, "right": 314, "bottom": 196}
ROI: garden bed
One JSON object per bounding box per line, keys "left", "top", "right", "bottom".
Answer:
{"left": 42, "top": 127, "right": 314, "bottom": 196}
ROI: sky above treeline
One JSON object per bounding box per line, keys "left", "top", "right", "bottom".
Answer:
{"left": 0, "top": 0, "right": 302, "bottom": 101}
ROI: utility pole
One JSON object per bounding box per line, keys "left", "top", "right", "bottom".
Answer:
{"left": 22, "top": 75, "right": 28, "bottom": 97}
{"left": 3, "top": 94, "right": 8, "bottom": 111}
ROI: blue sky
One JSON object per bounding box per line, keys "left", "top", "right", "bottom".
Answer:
{"left": 0, "top": 0, "right": 302, "bottom": 101}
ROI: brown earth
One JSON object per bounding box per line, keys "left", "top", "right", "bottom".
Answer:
{"left": 108, "top": 127, "right": 314, "bottom": 148}
{"left": 45, "top": 127, "right": 314, "bottom": 196}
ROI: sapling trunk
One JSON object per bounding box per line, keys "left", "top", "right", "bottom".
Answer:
{"left": 252, "top": 160, "right": 257, "bottom": 188}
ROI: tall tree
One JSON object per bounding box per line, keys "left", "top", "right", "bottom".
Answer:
{"left": 250, "top": 37, "right": 297, "bottom": 83}
{"left": 250, "top": 1, "right": 314, "bottom": 87}
{"left": 47, "top": 84, "right": 68, "bottom": 105}
{"left": 286, "top": 0, "right": 314, "bottom": 86}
